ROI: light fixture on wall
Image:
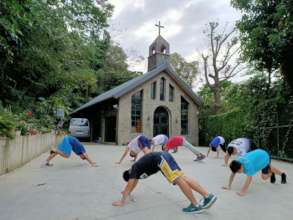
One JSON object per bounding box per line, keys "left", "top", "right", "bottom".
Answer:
{"left": 175, "top": 119, "right": 178, "bottom": 124}
{"left": 147, "top": 116, "right": 150, "bottom": 121}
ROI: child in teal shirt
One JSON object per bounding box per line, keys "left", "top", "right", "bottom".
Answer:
{"left": 223, "top": 149, "right": 287, "bottom": 196}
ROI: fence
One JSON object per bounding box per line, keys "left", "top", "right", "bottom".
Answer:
{"left": 0, "top": 131, "right": 60, "bottom": 175}
{"left": 255, "top": 124, "right": 293, "bottom": 161}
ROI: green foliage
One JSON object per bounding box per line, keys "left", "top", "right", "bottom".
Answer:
{"left": 170, "top": 53, "right": 198, "bottom": 87}
{"left": 0, "top": 105, "right": 16, "bottom": 139}
{"left": 231, "top": 0, "right": 293, "bottom": 91}
{"left": 0, "top": 0, "right": 139, "bottom": 138}
{"left": 96, "top": 44, "right": 141, "bottom": 93}
{"left": 199, "top": 73, "right": 293, "bottom": 146}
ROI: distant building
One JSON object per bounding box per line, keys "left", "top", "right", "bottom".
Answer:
{"left": 71, "top": 33, "right": 202, "bottom": 145}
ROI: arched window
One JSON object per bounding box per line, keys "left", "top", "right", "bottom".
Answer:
{"left": 169, "top": 84, "right": 174, "bottom": 102}
{"left": 181, "top": 97, "right": 189, "bottom": 135}
{"left": 160, "top": 77, "right": 166, "bottom": 101}
{"left": 161, "top": 46, "right": 166, "bottom": 54}
{"left": 131, "top": 90, "right": 143, "bottom": 132}
{"left": 150, "top": 81, "right": 156, "bottom": 100}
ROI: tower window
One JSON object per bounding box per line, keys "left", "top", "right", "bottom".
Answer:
{"left": 160, "top": 77, "right": 166, "bottom": 101}
{"left": 152, "top": 48, "right": 156, "bottom": 55}
{"left": 161, "top": 46, "right": 166, "bottom": 54}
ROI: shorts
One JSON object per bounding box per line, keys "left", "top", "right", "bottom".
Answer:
{"left": 159, "top": 152, "right": 184, "bottom": 183}
{"left": 70, "top": 136, "right": 86, "bottom": 156}
{"left": 138, "top": 135, "right": 151, "bottom": 149}
{"left": 211, "top": 144, "right": 225, "bottom": 152}
{"left": 211, "top": 146, "right": 217, "bottom": 152}
{"left": 261, "top": 160, "right": 271, "bottom": 174}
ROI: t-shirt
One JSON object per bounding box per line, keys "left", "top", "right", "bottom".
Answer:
{"left": 237, "top": 149, "right": 270, "bottom": 176}
{"left": 165, "top": 136, "right": 184, "bottom": 150}
{"left": 152, "top": 134, "right": 169, "bottom": 146}
{"left": 128, "top": 152, "right": 162, "bottom": 179}
{"left": 128, "top": 135, "right": 142, "bottom": 153}
{"left": 209, "top": 136, "right": 225, "bottom": 148}
{"left": 57, "top": 135, "right": 72, "bottom": 157}
{"left": 228, "top": 138, "right": 250, "bottom": 156}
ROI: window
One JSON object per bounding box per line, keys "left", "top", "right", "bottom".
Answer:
{"left": 169, "top": 84, "right": 174, "bottom": 102}
{"left": 160, "top": 77, "right": 166, "bottom": 101}
{"left": 181, "top": 97, "right": 189, "bottom": 135}
{"left": 150, "top": 81, "right": 156, "bottom": 100}
{"left": 131, "top": 90, "right": 143, "bottom": 132}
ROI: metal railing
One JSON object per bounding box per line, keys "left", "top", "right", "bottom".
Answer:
{"left": 255, "top": 124, "right": 293, "bottom": 162}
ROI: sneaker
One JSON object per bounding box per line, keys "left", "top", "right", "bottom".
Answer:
{"left": 194, "top": 154, "right": 206, "bottom": 161}
{"left": 201, "top": 194, "right": 217, "bottom": 209}
{"left": 270, "top": 173, "right": 276, "bottom": 184}
{"left": 281, "top": 173, "right": 287, "bottom": 184}
{"left": 45, "top": 162, "right": 53, "bottom": 167}
{"left": 182, "top": 203, "right": 204, "bottom": 213}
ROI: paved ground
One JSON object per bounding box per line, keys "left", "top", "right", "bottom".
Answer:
{"left": 0, "top": 144, "right": 292, "bottom": 220}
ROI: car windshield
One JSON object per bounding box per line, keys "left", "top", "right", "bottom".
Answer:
{"left": 70, "top": 118, "right": 89, "bottom": 126}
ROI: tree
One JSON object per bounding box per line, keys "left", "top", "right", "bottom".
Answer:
{"left": 169, "top": 52, "right": 198, "bottom": 87}
{"left": 231, "top": 0, "right": 293, "bottom": 93}
{"left": 0, "top": 0, "right": 113, "bottom": 108}
{"left": 201, "top": 22, "right": 244, "bottom": 113}
{"left": 96, "top": 44, "right": 141, "bottom": 93}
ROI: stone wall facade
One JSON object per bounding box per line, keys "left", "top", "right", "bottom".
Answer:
{"left": 117, "top": 71, "right": 199, "bottom": 145}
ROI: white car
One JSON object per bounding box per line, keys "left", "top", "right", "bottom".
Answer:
{"left": 69, "top": 118, "right": 90, "bottom": 139}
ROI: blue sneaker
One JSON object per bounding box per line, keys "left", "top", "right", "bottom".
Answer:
{"left": 182, "top": 203, "right": 204, "bottom": 213}
{"left": 201, "top": 194, "right": 217, "bottom": 209}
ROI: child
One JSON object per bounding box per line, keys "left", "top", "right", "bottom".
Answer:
{"left": 223, "top": 149, "right": 287, "bottom": 196}
{"left": 163, "top": 135, "right": 206, "bottom": 161}
{"left": 224, "top": 137, "right": 257, "bottom": 166}
{"left": 206, "top": 136, "right": 225, "bottom": 158}
{"left": 116, "top": 135, "right": 152, "bottom": 164}
{"left": 112, "top": 151, "right": 217, "bottom": 213}
{"left": 150, "top": 134, "right": 168, "bottom": 151}
{"left": 45, "top": 135, "right": 97, "bottom": 167}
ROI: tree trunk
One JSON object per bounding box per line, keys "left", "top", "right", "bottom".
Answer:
{"left": 212, "top": 86, "right": 221, "bottom": 113}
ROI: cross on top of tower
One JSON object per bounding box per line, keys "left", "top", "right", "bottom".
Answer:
{"left": 155, "top": 21, "right": 164, "bottom": 36}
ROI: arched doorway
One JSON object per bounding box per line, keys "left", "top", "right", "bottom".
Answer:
{"left": 153, "top": 106, "right": 169, "bottom": 136}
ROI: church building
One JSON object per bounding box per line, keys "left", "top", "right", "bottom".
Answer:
{"left": 71, "top": 27, "right": 203, "bottom": 145}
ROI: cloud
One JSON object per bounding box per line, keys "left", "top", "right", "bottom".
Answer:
{"left": 107, "top": 0, "right": 242, "bottom": 73}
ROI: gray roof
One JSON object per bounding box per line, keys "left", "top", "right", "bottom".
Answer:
{"left": 72, "top": 62, "right": 203, "bottom": 114}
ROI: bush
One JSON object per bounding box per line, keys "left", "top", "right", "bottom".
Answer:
{"left": 0, "top": 110, "right": 16, "bottom": 139}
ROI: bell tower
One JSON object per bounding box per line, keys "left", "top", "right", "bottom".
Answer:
{"left": 148, "top": 21, "right": 170, "bottom": 71}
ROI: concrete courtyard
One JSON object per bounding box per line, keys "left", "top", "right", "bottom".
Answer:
{"left": 0, "top": 144, "right": 292, "bottom": 220}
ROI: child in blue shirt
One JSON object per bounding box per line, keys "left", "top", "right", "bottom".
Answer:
{"left": 223, "top": 149, "right": 287, "bottom": 196}
{"left": 206, "top": 136, "right": 225, "bottom": 158}
{"left": 45, "top": 135, "right": 97, "bottom": 167}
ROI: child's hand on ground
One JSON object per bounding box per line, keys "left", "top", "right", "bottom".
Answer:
{"left": 91, "top": 162, "right": 98, "bottom": 167}
{"left": 222, "top": 186, "right": 231, "bottom": 190}
{"left": 236, "top": 191, "right": 246, "bottom": 197}
{"left": 112, "top": 200, "right": 125, "bottom": 206}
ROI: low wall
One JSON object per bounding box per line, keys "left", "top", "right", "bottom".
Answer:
{"left": 0, "top": 131, "right": 59, "bottom": 175}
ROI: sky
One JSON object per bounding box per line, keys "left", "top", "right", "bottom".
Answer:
{"left": 107, "top": 0, "right": 243, "bottom": 88}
